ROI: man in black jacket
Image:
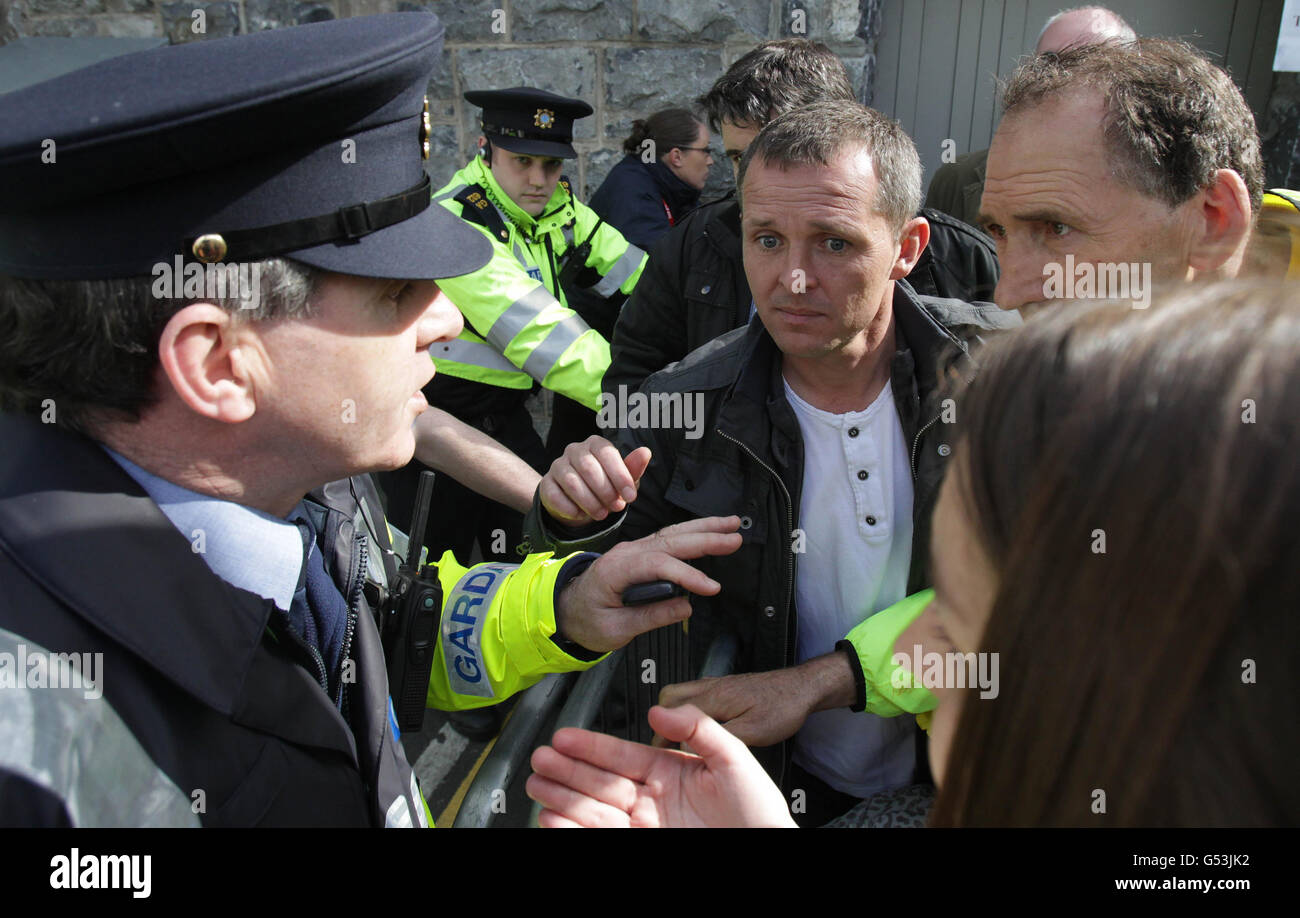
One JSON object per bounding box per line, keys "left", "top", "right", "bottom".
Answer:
{"left": 603, "top": 39, "right": 999, "bottom": 397}
{"left": 525, "top": 103, "right": 1019, "bottom": 825}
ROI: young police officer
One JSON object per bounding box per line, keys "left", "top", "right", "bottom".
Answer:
{"left": 383, "top": 87, "right": 646, "bottom": 642}
{"left": 394, "top": 87, "right": 649, "bottom": 740}
{"left": 0, "top": 13, "right": 739, "bottom": 826}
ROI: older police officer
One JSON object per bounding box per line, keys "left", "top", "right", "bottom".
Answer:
{"left": 0, "top": 13, "right": 739, "bottom": 826}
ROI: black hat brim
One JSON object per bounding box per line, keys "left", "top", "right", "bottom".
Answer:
{"left": 487, "top": 132, "right": 578, "bottom": 160}
{"left": 285, "top": 193, "right": 493, "bottom": 280}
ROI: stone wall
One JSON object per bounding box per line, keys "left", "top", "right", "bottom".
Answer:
{"left": 1, "top": 0, "right": 880, "bottom": 198}
{"left": 6, "top": 0, "right": 1296, "bottom": 193}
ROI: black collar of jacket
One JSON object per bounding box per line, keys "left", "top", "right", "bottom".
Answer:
{"left": 644, "top": 157, "right": 703, "bottom": 217}
{"left": 704, "top": 193, "right": 741, "bottom": 250}
{"left": 0, "top": 413, "right": 358, "bottom": 758}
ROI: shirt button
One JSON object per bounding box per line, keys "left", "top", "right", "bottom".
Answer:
{"left": 857, "top": 470, "right": 869, "bottom": 481}
{"left": 763, "top": 605, "right": 776, "bottom": 618}
{"left": 865, "top": 515, "right": 877, "bottom": 526}
{"left": 701, "top": 285, "right": 711, "bottom": 294}
{"left": 847, "top": 427, "right": 859, "bottom": 438}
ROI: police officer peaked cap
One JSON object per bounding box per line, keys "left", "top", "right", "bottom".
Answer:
{"left": 0, "top": 12, "right": 491, "bottom": 281}
{"left": 465, "top": 87, "right": 592, "bottom": 159}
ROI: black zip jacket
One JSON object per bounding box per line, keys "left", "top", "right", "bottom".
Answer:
{"left": 525, "top": 280, "right": 1019, "bottom": 782}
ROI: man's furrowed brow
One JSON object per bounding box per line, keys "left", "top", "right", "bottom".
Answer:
{"left": 807, "top": 218, "right": 855, "bottom": 236}
{"left": 1007, "top": 208, "right": 1076, "bottom": 225}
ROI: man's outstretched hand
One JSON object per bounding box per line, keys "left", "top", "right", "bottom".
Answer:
{"left": 526, "top": 704, "right": 796, "bottom": 828}
{"left": 653, "top": 651, "right": 859, "bottom": 748}
{"left": 540, "top": 435, "right": 652, "bottom": 526}
{"left": 553, "top": 516, "right": 741, "bottom": 655}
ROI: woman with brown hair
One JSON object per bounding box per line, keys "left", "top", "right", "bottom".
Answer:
{"left": 525, "top": 281, "right": 1300, "bottom": 827}
{"left": 587, "top": 108, "right": 713, "bottom": 251}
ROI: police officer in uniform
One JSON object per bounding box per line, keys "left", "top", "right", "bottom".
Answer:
{"left": 0, "top": 13, "right": 739, "bottom": 826}
{"left": 382, "top": 88, "right": 646, "bottom": 578}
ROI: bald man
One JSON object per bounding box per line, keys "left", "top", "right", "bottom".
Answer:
{"left": 923, "top": 5, "right": 1136, "bottom": 225}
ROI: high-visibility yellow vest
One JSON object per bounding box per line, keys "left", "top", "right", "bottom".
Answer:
{"left": 431, "top": 157, "right": 646, "bottom": 411}
{"left": 1260, "top": 189, "right": 1300, "bottom": 281}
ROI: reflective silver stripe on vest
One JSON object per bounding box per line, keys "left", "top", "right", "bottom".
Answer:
{"left": 432, "top": 337, "right": 524, "bottom": 376}
{"left": 512, "top": 241, "right": 527, "bottom": 267}
{"left": 485, "top": 284, "right": 557, "bottom": 351}
{"left": 385, "top": 792, "right": 413, "bottom": 828}
{"left": 521, "top": 313, "right": 592, "bottom": 382}
{"left": 433, "top": 182, "right": 468, "bottom": 204}
{"left": 0, "top": 628, "right": 199, "bottom": 827}
{"left": 591, "top": 243, "right": 645, "bottom": 297}
{"left": 411, "top": 771, "right": 430, "bottom": 828}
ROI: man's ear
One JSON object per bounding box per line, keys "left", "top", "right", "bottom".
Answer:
{"left": 889, "top": 215, "right": 930, "bottom": 280}
{"left": 1187, "top": 169, "right": 1252, "bottom": 277}
{"left": 156, "top": 303, "right": 258, "bottom": 423}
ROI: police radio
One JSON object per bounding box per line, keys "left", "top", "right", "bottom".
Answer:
{"left": 381, "top": 470, "right": 442, "bottom": 735}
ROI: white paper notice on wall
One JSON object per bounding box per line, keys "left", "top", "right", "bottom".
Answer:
{"left": 1276, "top": 0, "right": 1300, "bottom": 71}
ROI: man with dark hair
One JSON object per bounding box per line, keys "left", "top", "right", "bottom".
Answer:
{"left": 604, "top": 38, "right": 1000, "bottom": 396}
{"left": 0, "top": 13, "right": 740, "bottom": 826}
{"left": 980, "top": 38, "right": 1261, "bottom": 312}
{"left": 524, "top": 102, "right": 1018, "bottom": 826}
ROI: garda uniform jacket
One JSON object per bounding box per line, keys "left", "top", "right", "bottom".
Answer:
{"left": 603, "top": 196, "right": 999, "bottom": 397}
{"left": 0, "top": 414, "right": 600, "bottom": 826}
{"left": 524, "top": 281, "right": 1020, "bottom": 784}
{"left": 430, "top": 155, "right": 646, "bottom": 413}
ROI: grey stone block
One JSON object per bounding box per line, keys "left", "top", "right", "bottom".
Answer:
{"left": 96, "top": 13, "right": 161, "bottom": 37}
{"left": 2, "top": 0, "right": 20, "bottom": 44}
{"left": 458, "top": 46, "right": 598, "bottom": 140}
{"left": 398, "top": 0, "right": 504, "bottom": 43}
{"left": 701, "top": 158, "right": 732, "bottom": 200}
{"left": 839, "top": 52, "right": 865, "bottom": 100}
{"left": 858, "top": 52, "right": 875, "bottom": 106}
{"left": 581, "top": 146, "right": 620, "bottom": 199}
{"left": 779, "top": 0, "right": 862, "bottom": 42}
{"left": 26, "top": 16, "right": 98, "bottom": 37}
{"left": 636, "top": 0, "right": 768, "bottom": 43}
{"left": 605, "top": 46, "right": 720, "bottom": 112}
{"left": 602, "top": 112, "right": 635, "bottom": 146}
{"left": 423, "top": 123, "right": 465, "bottom": 191}
{"left": 603, "top": 111, "right": 714, "bottom": 151}
{"left": 512, "top": 0, "right": 633, "bottom": 42}
{"left": 26, "top": 0, "right": 106, "bottom": 15}
{"left": 245, "top": 0, "right": 336, "bottom": 31}
{"left": 107, "top": 0, "right": 156, "bottom": 12}
{"left": 161, "top": 2, "right": 240, "bottom": 43}
{"left": 337, "top": 0, "right": 399, "bottom": 14}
